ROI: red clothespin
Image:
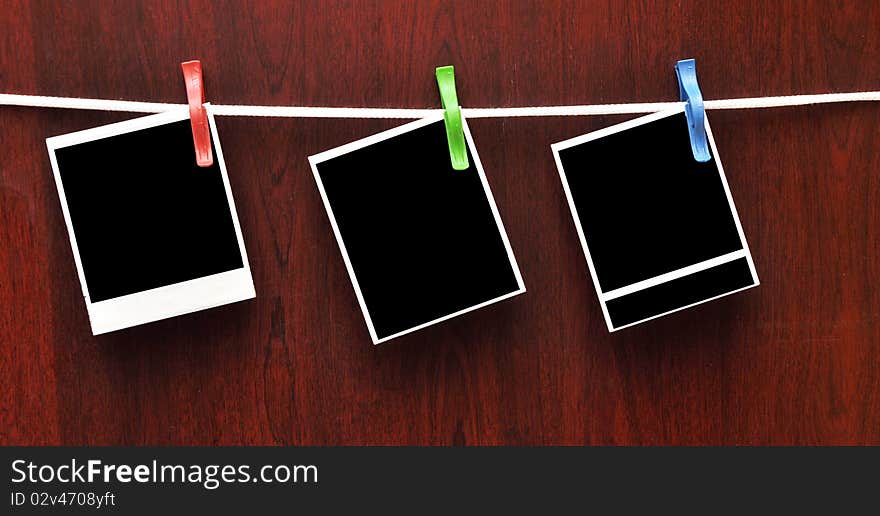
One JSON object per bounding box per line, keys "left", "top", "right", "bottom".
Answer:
{"left": 180, "top": 60, "right": 213, "bottom": 167}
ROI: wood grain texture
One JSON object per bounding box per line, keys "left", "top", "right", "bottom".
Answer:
{"left": 0, "top": 0, "right": 878, "bottom": 445}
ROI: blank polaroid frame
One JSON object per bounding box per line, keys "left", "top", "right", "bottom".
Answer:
{"left": 551, "top": 106, "right": 759, "bottom": 331}
{"left": 46, "top": 107, "right": 255, "bottom": 335}
{"left": 309, "top": 114, "right": 525, "bottom": 344}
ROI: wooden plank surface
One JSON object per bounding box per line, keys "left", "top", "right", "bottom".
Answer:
{"left": 1, "top": 0, "right": 878, "bottom": 445}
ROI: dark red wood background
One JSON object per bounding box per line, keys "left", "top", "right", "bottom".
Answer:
{"left": 1, "top": 1, "right": 878, "bottom": 446}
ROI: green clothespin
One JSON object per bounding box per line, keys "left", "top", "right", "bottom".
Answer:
{"left": 435, "top": 65, "right": 469, "bottom": 170}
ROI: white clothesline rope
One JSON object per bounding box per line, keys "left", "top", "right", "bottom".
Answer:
{"left": 0, "top": 91, "right": 878, "bottom": 118}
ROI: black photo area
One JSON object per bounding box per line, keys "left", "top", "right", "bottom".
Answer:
{"left": 315, "top": 120, "right": 521, "bottom": 339}
{"left": 557, "top": 111, "right": 755, "bottom": 327}
{"left": 54, "top": 119, "right": 244, "bottom": 302}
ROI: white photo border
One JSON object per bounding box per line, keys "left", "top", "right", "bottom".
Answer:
{"left": 309, "top": 114, "right": 526, "bottom": 344}
{"left": 46, "top": 106, "right": 255, "bottom": 335}
{"left": 551, "top": 106, "right": 759, "bottom": 331}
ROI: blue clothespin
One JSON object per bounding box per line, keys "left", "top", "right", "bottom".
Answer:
{"left": 675, "top": 59, "right": 711, "bottom": 162}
